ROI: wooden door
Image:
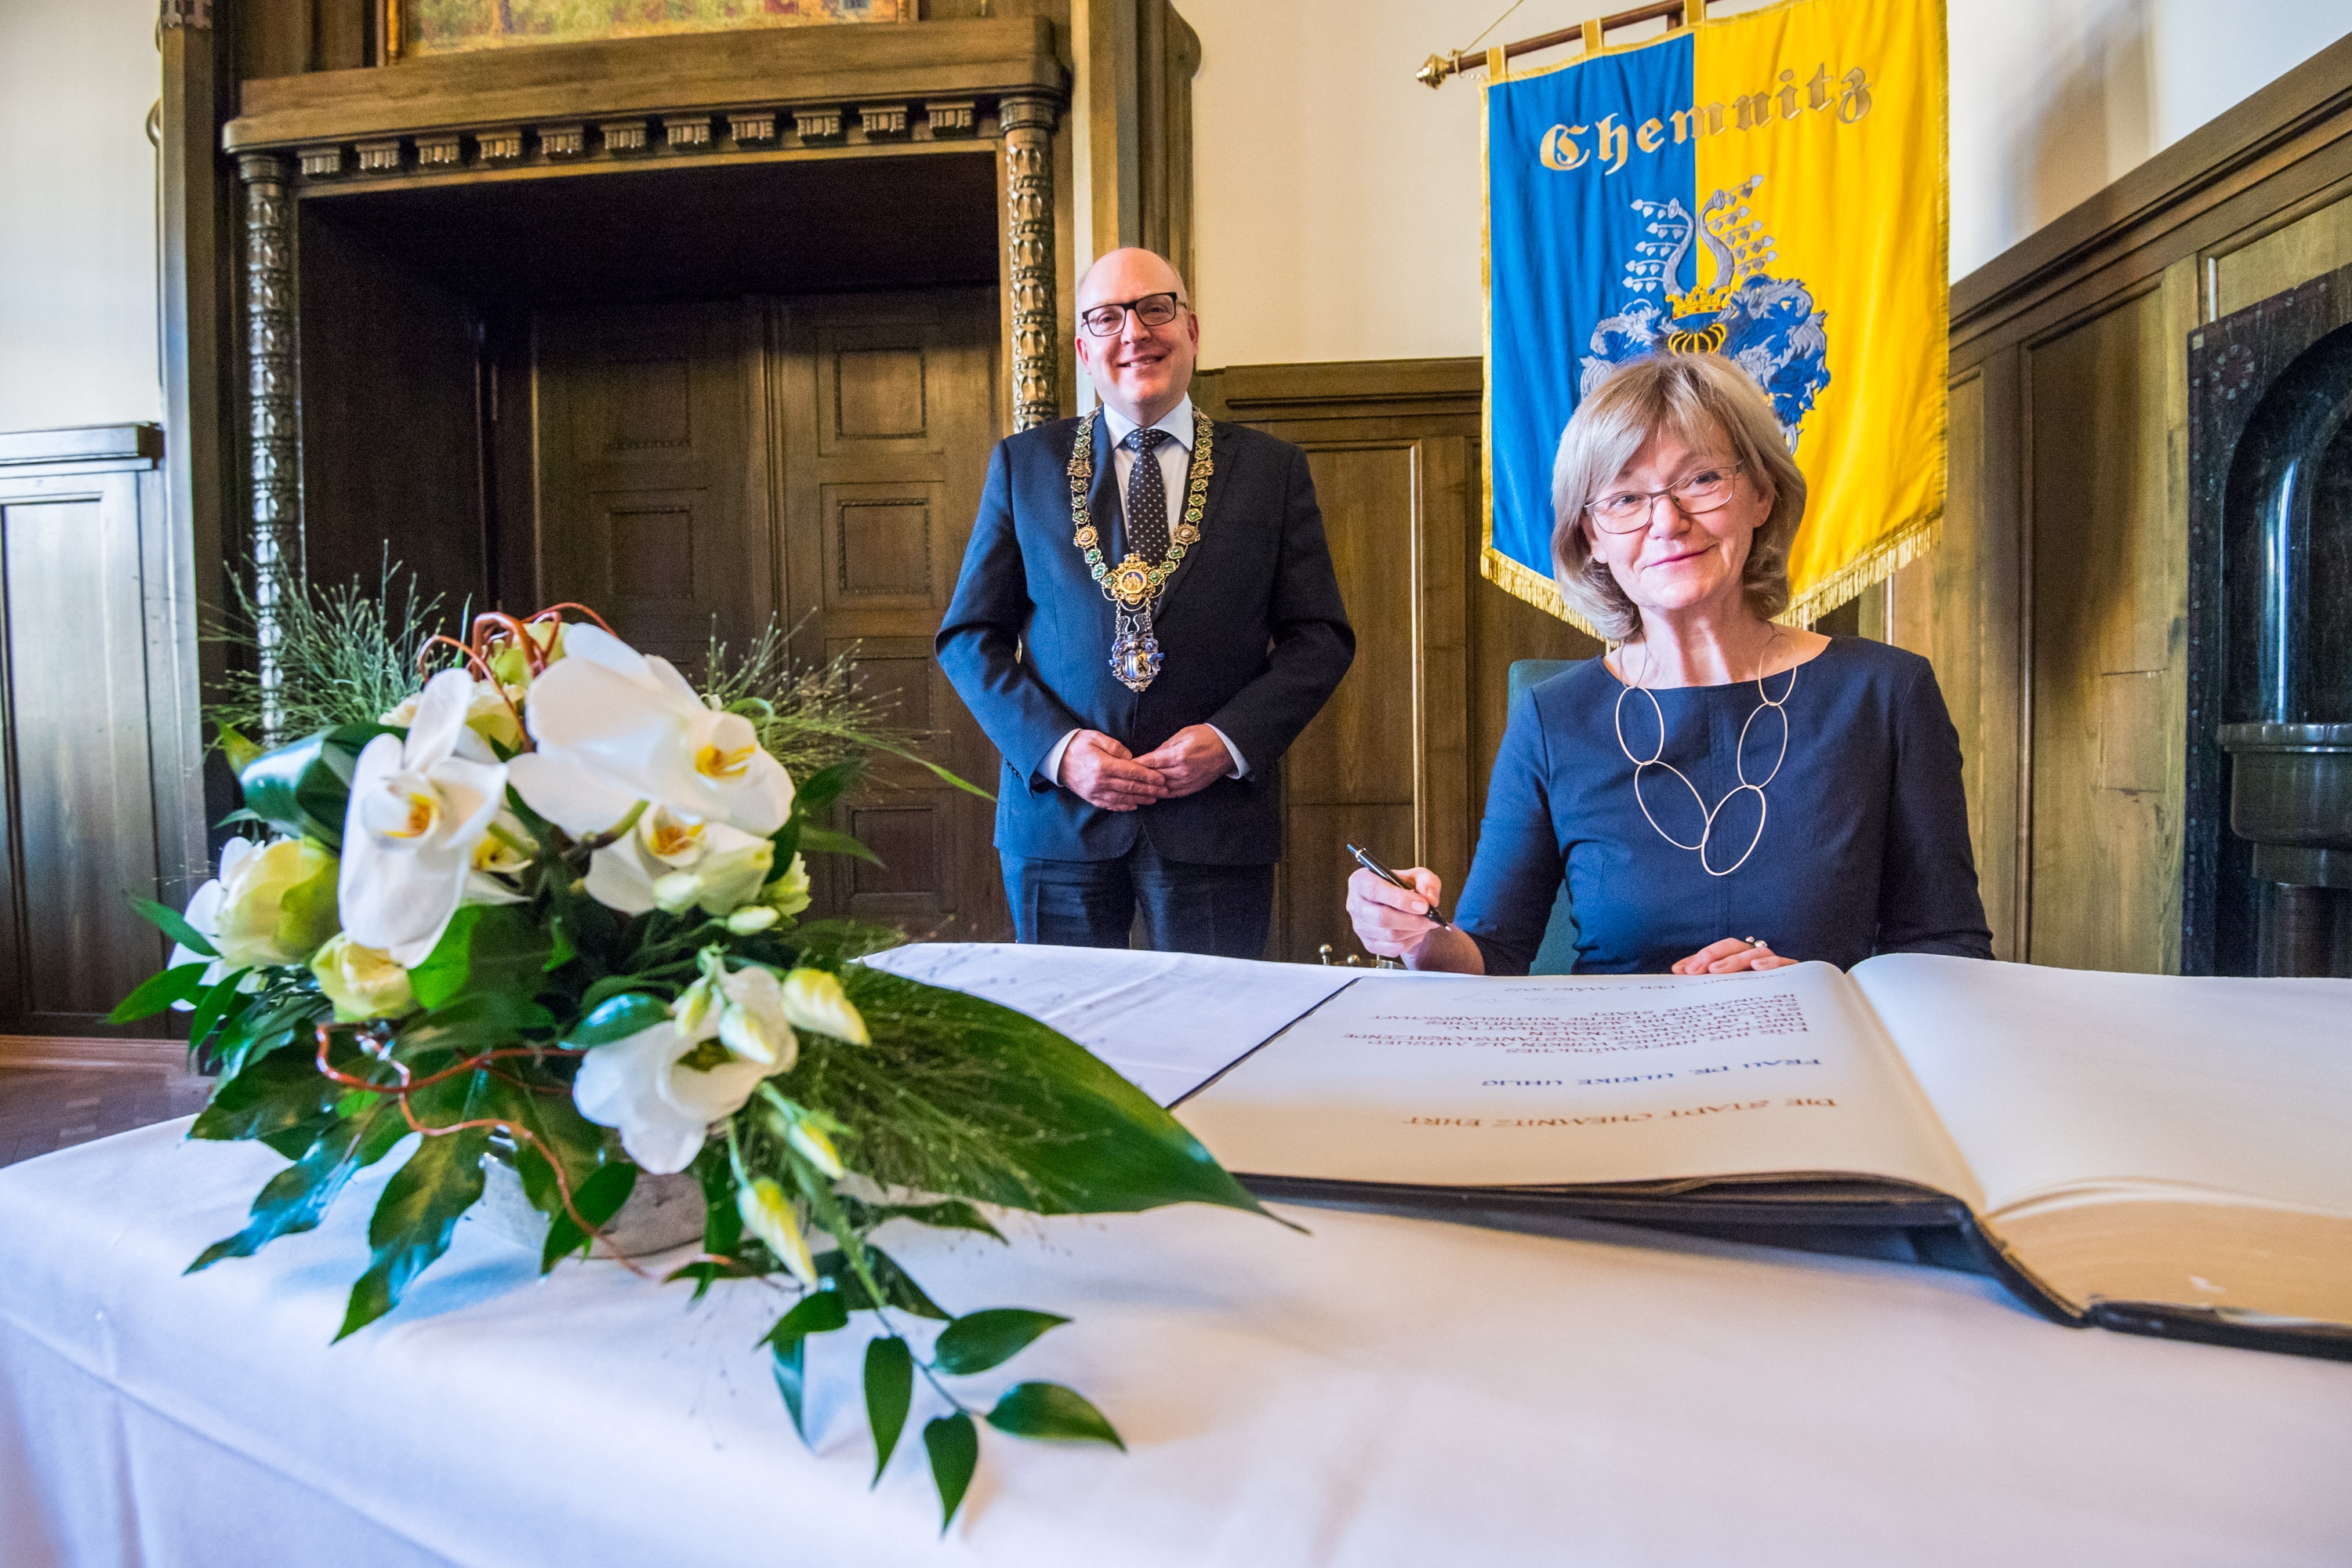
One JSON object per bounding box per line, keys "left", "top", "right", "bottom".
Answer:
{"left": 532, "top": 298, "right": 766, "bottom": 672}
{"left": 771, "top": 289, "right": 1007, "bottom": 938}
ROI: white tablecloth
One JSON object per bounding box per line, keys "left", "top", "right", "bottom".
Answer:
{"left": 4, "top": 1120, "right": 2347, "bottom": 1567}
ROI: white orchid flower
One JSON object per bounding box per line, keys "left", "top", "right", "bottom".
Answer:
{"left": 383, "top": 678, "right": 526, "bottom": 755}
{"left": 507, "top": 622, "right": 793, "bottom": 842}
{"left": 339, "top": 669, "right": 510, "bottom": 967}
{"left": 572, "top": 1019, "right": 772, "bottom": 1174}
{"left": 573, "top": 957, "right": 797, "bottom": 1174}
{"left": 579, "top": 805, "right": 773, "bottom": 918}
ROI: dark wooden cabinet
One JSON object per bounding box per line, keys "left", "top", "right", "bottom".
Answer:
{"left": 0, "top": 427, "right": 205, "bottom": 1056}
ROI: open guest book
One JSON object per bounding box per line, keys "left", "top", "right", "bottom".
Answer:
{"left": 1162, "top": 954, "right": 2352, "bottom": 1362}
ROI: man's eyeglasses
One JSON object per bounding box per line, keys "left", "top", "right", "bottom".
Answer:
{"left": 1585, "top": 463, "right": 1746, "bottom": 533}
{"left": 1080, "top": 292, "right": 1186, "bottom": 338}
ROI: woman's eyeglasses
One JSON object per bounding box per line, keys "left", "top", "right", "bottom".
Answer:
{"left": 1080, "top": 292, "right": 1185, "bottom": 338}
{"left": 1585, "top": 463, "right": 1746, "bottom": 533}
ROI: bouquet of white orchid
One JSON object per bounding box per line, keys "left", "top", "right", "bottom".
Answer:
{"left": 116, "top": 600, "right": 1267, "bottom": 1530}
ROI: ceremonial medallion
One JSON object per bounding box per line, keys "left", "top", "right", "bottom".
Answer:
{"left": 1067, "top": 409, "right": 1214, "bottom": 693}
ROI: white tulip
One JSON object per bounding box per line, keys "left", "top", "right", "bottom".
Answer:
{"left": 507, "top": 623, "right": 793, "bottom": 843}
{"left": 737, "top": 1178, "right": 818, "bottom": 1286}
{"left": 210, "top": 837, "right": 340, "bottom": 971}
{"left": 778, "top": 967, "right": 869, "bottom": 1046}
{"left": 338, "top": 669, "right": 510, "bottom": 967}
{"left": 167, "top": 836, "right": 252, "bottom": 1005}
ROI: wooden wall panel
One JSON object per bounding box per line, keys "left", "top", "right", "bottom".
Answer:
{"left": 298, "top": 205, "right": 487, "bottom": 616}
{"left": 2024, "top": 289, "right": 2181, "bottom": 973}
{"left": 1937, "top": 35, "right": 2352, "bottom": 974}
{"left": 0, "top": 430, "right": 196, "bottom": 1043}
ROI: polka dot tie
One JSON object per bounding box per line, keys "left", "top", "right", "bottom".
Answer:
{"left": 1124, "top": 426, "right": 1172, "bottom": 564}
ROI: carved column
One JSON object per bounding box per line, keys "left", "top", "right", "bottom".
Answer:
{"left": 999, "top": 94, "right": 1061, "bottom": 431}
{"left": 238, "top": 151, "right": 303, "bottom": 739}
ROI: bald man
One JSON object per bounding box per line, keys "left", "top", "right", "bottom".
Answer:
{"left": 937, "top": 249, "right": 1354, "bottom": 957}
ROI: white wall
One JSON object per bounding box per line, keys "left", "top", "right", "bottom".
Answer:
{"left": 1182, "top": 0, "right": 2349, "bottom": 368}
{"left": 0, "top": 0, "right": 162, "bottom": 434}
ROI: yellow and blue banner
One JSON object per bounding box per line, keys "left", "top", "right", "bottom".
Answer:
{"left": 1483, "top": 0, "right": 1947, "bottom": 629}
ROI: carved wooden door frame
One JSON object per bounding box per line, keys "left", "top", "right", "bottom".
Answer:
{"left": 216, "top": 18, "right": 1068, "bottom": 692}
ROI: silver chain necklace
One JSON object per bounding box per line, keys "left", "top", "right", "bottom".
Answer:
{"left": 1610, "top": 637, "right": 1797, "bottom": 877}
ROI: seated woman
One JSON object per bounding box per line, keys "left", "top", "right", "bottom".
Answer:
{"left": 1349, "top": 353, "right": 1993, "bottom": 975}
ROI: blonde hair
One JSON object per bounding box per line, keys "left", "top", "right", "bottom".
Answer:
{"left": 1548, "top": 354, "right": 1806, "bottom": 641}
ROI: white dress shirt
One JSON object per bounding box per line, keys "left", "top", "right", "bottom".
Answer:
{"left": 1043, "top": 395, "right": 1249, "bottom": 789}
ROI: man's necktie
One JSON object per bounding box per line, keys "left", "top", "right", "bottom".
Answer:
{"left": 1124, "top": 426, "right": 1172, "bottom": 564}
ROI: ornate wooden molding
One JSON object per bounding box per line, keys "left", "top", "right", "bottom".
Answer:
{"left": 158, "top": 0, "right": 212, "bottom": 28}
{"left": 1000, "top": 93, "right": 1059, "bottom": 430}
{"left": 237, "top": 152, "right": 303, "bottom": 739}
{"left": 224, "top": 16, "right": 1062, "bottom": 151}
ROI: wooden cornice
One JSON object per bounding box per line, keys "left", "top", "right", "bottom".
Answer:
{"left": 224, "top": 16, "right": 1065, "bottom": 152}
{"left": 0, "top": 424, "right": 163, "bottom": 471}
{"left": 1952, "top": 31, "right": 2352, "bottom": 346}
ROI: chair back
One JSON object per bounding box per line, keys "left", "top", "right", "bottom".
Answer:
{"left": 1501, "top": 660, "right": 1582, "bottom": 974}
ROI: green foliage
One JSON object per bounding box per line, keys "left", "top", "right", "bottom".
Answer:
{"left": 338, "top": 1120, "right": 493, "bottom": 1341}
{"left": 128, "top": 593, "right": 1263, "bottom": 1523}
{"left": 933, "top": 1309, "right": 1069, "bottom": 1376}
{"left": 407, "top": 906, "right": 554, "bottom": 1010}
{"left": 129, "top": 895, "right": 216, "bottom": 958}
{"left": 863, "top": 1335, "right": 915, "bottom": 1485}
{"left": 205, "top": 564, "right": 459, "bottom": 750}
{"left": 986, "top": 1382, "right": 1123, "bottom": 1450}
{"left": 237, "top": 725, "right": 397, "bottom": 849}
{"left": 923, "top": 1414, "right": 980, "bottom": 1533}
{"left": 110, "top": 962, "right": 212, "bottom": 1024}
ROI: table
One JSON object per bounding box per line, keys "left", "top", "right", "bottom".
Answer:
{"left": 5, "top": 1114, "right": 2347, "bottom": 1568}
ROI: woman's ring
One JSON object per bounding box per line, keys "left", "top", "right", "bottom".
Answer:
{"left": 1743, "top": 936, "right": 1769, "bottom": 949}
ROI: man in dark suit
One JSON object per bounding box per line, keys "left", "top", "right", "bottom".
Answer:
{"left": 936, "top": 247, "right": 1353, "bottom": 957}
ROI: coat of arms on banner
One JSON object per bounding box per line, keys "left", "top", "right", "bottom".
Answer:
{"left": 1483, "top": 0, "right": 1947, "bottom": 630}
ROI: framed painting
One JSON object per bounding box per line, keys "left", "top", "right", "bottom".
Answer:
{"left": 397, "top": 0, "right": 910, "bottom": 59}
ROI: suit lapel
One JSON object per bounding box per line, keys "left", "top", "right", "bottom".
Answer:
{"left": 1152, "top": 414, "right": 1234, "bottom": 615}
{"left": 1087, "top": 409, "right": 1126, "bottom": 564}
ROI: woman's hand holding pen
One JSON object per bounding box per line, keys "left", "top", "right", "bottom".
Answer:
{"left": 1346, "top": 867, "right": 1485, "bottom": 973}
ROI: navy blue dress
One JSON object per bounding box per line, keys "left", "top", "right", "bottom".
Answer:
{"left": 1456, "top": 638, "right": 1994, "bottom": 974}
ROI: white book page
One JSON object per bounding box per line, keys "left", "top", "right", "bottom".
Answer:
{"left": 1174, "top": 962, "right": 1981, "bottom": 1200}
{"left": 859, "top": 942, "right": 1360, "bottom": 1105}
{"left": 1850, "top": 955, "right": 2352, "bottom": 1218}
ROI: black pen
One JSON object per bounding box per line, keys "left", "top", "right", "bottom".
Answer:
{"left": 1346, "top": 844, "right": 1452, "bottom": 928}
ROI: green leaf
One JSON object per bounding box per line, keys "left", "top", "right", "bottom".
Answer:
{"left": 567, "top": 991, "right": 670, "bottom": 1047}
{"left": 407, "top": 905, "right": 554, "bottom": 1011}
{"left": 129, "top": 895, "right": 216, "bottom": 958}
{"left": 763, "top": 819, "right": 802, "bottom": 883}
{"left": 985, "top": 1381, "right": 1123, "bottom": 1450}
{"left": 841, "top": 967, "right": 1275, "bottom": 1221}
{"left": 763, "top": 1289, "right": 852, "bottom": 1444}
{"left": 336, "top": 1127, "right": 492, "bottom": 1340}
{"left": 188, "top": 1102, "right": 405, "bottom": 1271}
{"left": 694, "top": 1142, "right": 743, "bottom": 1272}
{"left": 191, "top": 1042, "right": 343, "bottom": 1142}
{"left": 108, "top": 962, "right": 212, "bottom": 1024}
{"left": 538, "top": 1161, "right": 637, "bottom": 1272}
{"left": 818, "top": 1246, "right": 949, "bottom": 1321}
{"left": 792, "top": 759, "right": 866, "bottom": 818}
{"left": 237, "top": 724, "right": 397, "bottom": 849}
{"left": 842, "top": 1196, "right": 1007, "bottom": 1244}
{"left": 183, "top": 969, "right": 255, "bottom": 1055}
{"left": 932, "top": 1308, "right": 1069, "bottom": 1376}
{"left": 863, "top": 1334, "right": 915, "bottom": 1486}
{"left": 796, "top": 824, "right": 884, "bottom": 867}
{"left": 923, "top": 1412, "right": 980, "bottom": 1534}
